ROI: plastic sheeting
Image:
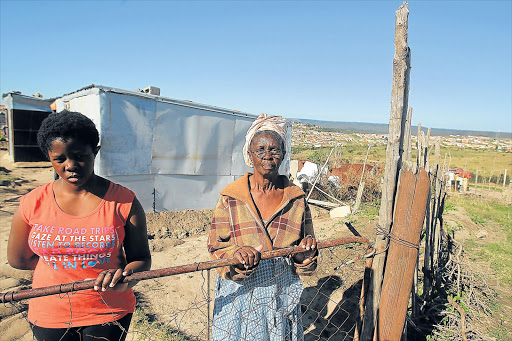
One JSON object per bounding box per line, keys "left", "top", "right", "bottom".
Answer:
{"left": 296, "top": 161, "right": 323, "bottom": 184}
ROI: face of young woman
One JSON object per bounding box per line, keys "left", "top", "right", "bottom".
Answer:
{"left": 249, "top": 133, "right": 284, "bottom": 176}
{"left": 48, "top": 138, "right": 98, "bottom": 187}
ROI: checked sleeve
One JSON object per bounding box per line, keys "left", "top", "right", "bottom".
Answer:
{"left": 207, "top": 196, "right": 246, "bottom": 280}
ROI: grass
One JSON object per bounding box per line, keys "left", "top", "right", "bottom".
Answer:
{"left": 358, "top": 200, "right": 380, "bottom": 221}
{"left": 423, "top": 193, "right": 512, "bottom": 341}
{"left": 440, "top": 147, "right": 511, "bottom": 176}
{"left": 443, "top": 200, "right": 458, "bottom": 212}
{"left": 292, "top": 141, "right": 387, "bottom": 165}
{"left": 448, "top": 196, "right": 512, "bottom": 287}
{"left": 129, "top": 308, "right": 188, "bottom": 341}
{"left": 468, "top": 183, "right": 504, "bottom": 192}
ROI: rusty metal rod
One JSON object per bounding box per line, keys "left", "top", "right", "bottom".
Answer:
{"left": 1, "top": 236, "right": 370, "bottom": 303}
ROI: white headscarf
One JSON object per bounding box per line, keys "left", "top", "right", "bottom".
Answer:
{"left": 243, "top": 114, "right": 291, "bottom": 168}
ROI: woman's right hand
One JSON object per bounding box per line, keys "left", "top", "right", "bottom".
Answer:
{"left": 292, "top": 235, "right": 317, "bottom": 265}
{"left": 234, "top": 245, "right": 263, "bottom": 270}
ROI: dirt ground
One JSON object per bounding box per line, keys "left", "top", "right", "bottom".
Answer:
{"left": 0, "top": 150, "right": 372, "bottom": 341}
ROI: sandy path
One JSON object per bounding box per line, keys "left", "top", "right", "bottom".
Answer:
{"left": 0, "top": 152, "right": 54, "bottom": 340}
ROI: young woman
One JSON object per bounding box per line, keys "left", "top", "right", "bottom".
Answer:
{"left": 208, "top": 114, "right": 318, "bottom": 340}
{"left": 8, "top": 110, "right": 151, "bottom": 341}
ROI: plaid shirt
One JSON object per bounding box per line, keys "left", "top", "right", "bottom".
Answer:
{"left": 208, "top": 173, "right": 317, "bottom": 281}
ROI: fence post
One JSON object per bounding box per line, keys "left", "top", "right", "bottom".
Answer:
{"left": 417, "top": 124, "right": 422, "bottom": 167}
{"left": 422, "top": 169, "right": 433, "bottom": 299}
{"left": 354, "top": 145, "right": 371, "bottom": 212}
{"left": 424, "top": 128, "right": 431, "bottom": 171}
{"left": 306, "top": 147, "right": 334, "bottom": 202}
{"left": 404, "top": 108, "right": 413, "bottom": 165}
{"left": 360, "top": 2, "right": 411, "bottom": 339}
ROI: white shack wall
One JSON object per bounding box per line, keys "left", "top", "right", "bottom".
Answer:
{"left": 55, "top": 88, "right": 292, "bottom": 212}
{"left": 151, "top": 102, "right": 240, "bottom": 176}
{"left": 97, "top": 92, "right": 155, "bottom": 176}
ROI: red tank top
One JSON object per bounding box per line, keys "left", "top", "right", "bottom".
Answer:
{"left": 20, "top": 181, "right": 136, "bottom": 328}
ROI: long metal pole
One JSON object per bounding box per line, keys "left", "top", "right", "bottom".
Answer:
{"left": 1, "top": 236, "right": 371, "bottom": 303}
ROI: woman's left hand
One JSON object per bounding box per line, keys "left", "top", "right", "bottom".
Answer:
{"left": 93, "top": 268, "right": 134, "bottom": 292}
{"left": 292, "top": 235, "right": 317, "bottom": 265}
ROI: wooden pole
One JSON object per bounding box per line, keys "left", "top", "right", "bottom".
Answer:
{"left": 404, "top": 107, "right": 413, "bottom": 164}
{"left": 306, "top": 147, "right": 334, "bottom": 202}
{"left": 417, "top": 123, "right": 422, "bottom": 167}
{"left": 354, "top": 182, "right": 366, "bottom": 213}
{"left": 425, "top": 128, "right": 431, "bottom": 171}
{"left": 359, "top": 145, "right": 371, "bottom": 186}
{"left": 504, "top": 169, "right": 508, "bottom": 187}
{"left": 434, "top": 138, "right": 440, "bottom": 177}
{"left": 412, "top": 254, "right": 419, "bottom": 318}
{"left": 432, "top": 168, "right": 442, "bottom": 267}
{"left": 360, "top": 3, "right": 411, "bottom": 340}
{"left": 422, "top": 138, "right": 439, "bottom": 300}
{"left": 354, "top": 145, "right": 372, "bottom": 212}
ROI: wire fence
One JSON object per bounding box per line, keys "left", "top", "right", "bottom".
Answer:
{"left": 1, "top": 237, "right": 372, "bottom": 341}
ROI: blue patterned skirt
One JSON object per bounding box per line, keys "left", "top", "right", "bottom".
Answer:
{"left": 212, "top": 257, "right": 304, "bottom": 341}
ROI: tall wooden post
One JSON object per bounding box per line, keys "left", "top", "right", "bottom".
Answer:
{"left": 422, "top": 138, "right": 439, "bottom": 300}
{"left": 417, "top": 123, "right": 422, "bottom": 167}
{"left": 354, "top": 145, "right": 371, "bottom": 212}
{"left": 504, "top": 169, "right": 508, "bottom": 187}
{"left": 360, "top": 3, "right": 411, "bottom": 340}
{"left": 404, "top": 108, "right": 413, "bottom": 165}
{"left": 425, "top": 128, "right": 431, "bottom": 171}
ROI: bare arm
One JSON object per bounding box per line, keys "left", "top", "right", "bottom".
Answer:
{"left": 8, "top": 208, "right": 38, "bottom": 270}
{"left": 94, "top": 196, "right": 152, "bottom": 292}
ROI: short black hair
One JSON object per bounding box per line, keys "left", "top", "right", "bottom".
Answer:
{"left": 250, "top": 130, "right": 285, "bottom": 151}
{"left": 37, "top": 110, "right": 99, "bottom": 157}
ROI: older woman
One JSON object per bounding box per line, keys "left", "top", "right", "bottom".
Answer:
{"left": 208, "top": 114, "right": 317, "bottom": 340}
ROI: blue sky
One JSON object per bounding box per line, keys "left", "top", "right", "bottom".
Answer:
{"left": 1, "top": 1, "right": 510, "bottom": 133}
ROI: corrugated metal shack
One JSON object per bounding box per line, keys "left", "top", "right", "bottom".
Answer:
{"left": 50, "top": 85, "right": 290, "bottom": 212}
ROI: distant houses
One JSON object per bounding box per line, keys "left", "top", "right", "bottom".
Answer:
{"left": 291, "top": 122, "right": 512, "bottom": 152}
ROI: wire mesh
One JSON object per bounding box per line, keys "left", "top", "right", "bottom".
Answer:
{"left": 1, "top": 239, "right": 370, "bottom": 341}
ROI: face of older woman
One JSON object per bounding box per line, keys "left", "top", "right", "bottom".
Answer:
{"left": 249, "top": 133, "right": 284, "bottom": 176}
